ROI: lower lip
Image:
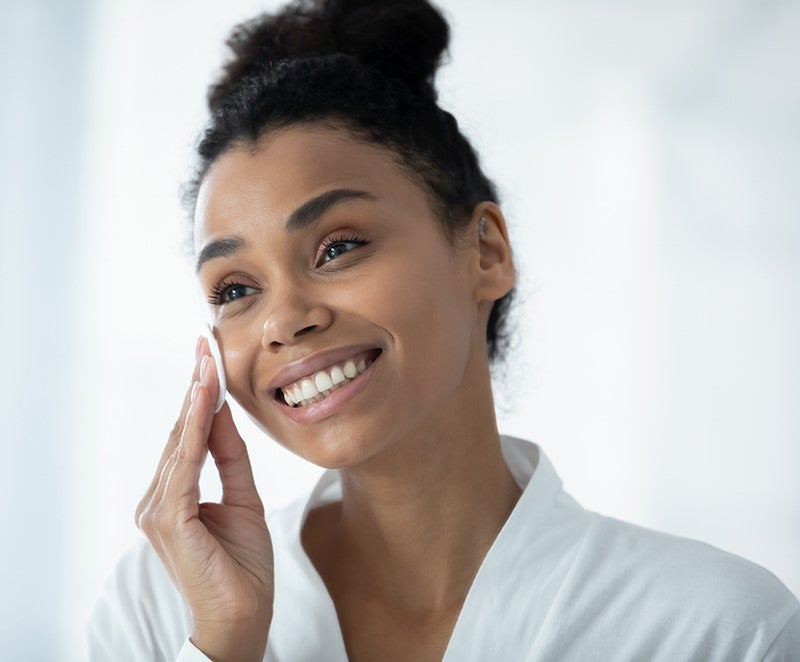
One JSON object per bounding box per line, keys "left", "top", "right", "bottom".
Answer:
{"left": 275, "top": 353, "right": 381, "bottom": 424}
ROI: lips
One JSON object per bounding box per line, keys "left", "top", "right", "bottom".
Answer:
{"left": 272, "top": 346, "right": 381, "bottom": 408}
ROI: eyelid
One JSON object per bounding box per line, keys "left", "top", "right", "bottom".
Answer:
{"left": 207, "top": 274, "right": 260, "bottom": 306}
{"left": 204, "top": 231, "right": 367, "bottom": 306}
{"left": 316, "top": 232, "right": 369, "bottom": 266}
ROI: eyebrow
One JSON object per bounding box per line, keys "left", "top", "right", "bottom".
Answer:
{"left": 195, "top": 235, "right": 249, "bottom": 273}
{"left": 195, "top": 187, "right": 376, "bottom": 273}
{"left": 285, "top": 188, "right": 376, "bottom": 232}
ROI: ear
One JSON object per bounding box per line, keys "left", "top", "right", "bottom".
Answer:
{"left": 468, "top": 202, "right": 516, "bottom": 303}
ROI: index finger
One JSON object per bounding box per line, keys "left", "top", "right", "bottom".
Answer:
{"left": 209, "top": 403, "right": 264, "bottom": 515}
{"left": 158, "top": 338, "right": 210, "bottom": 470}
{"left": 136, "top": 338, "right": 210, "bottom": 526}
{"left": 160, "top": 371, "right": 216, "bottom": 512}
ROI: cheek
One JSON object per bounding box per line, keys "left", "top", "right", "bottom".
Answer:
{"left": 347, "top": 252, "right": 473, "bottom": 385}
{"left": 216, "top": 325, "right": 261, "bottom": 407}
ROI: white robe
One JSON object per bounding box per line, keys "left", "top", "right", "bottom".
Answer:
{"left": 87, "top": 435, "right": 800, "bottom": 661}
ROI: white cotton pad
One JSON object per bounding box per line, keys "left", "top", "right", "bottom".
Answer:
{"left": 203, "top": 324, "right": 227, "bottom": 413}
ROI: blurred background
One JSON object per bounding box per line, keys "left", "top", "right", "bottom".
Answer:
{"left": 1, "top": 0, "right": 798, "bottom": 658}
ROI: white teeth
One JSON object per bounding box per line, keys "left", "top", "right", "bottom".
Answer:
{"left": 314, "top": 371, "right": 333, "bottom": 392}
{"left": 292, "top": 384, "right": 303, "bottom": 403}
{"left": 331, "top": 365, "right": 346, "bottom": 385}
{"left": 279, "top": 350, "right": 379, "bottom": 407}
{"left": 300, "top": 378, "right": 318, "bottom": 400}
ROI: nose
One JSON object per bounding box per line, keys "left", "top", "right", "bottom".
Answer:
{"left": 261, "top": 285, "right": 334, "bottom": 351}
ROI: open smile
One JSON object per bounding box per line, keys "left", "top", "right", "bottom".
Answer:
{"left": 275, "top": 347, "right": 381, "bottom": 407}
{"left": 274, "top": 348, "right": 382, "bottom": 424}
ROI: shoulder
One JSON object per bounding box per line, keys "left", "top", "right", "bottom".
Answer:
{"left": 587, "top": 514, "right": 796, "bottom": 610}
{"left": 497, "top": 439, "right": 799, "bottom": 657}
{"left": 563, "top": 513, "right": 799, "bottom": 657}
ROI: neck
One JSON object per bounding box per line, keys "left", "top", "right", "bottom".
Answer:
{"left": 315, "top": 360, "right": 522, "bottom": 614}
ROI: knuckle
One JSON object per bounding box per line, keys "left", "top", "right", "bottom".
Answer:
{"left": 172, "top": 443, "right": 188, "bottom": 465}
{"left": 253, "top": 498, "right": 266, "bottom": 518}
{"left": 169, "top": 417, "right": 184, "bottom": 442}
{"left": 136, "top": 508, "right": 154, "bottom": 535}
{"left": 134, "top": 503, "right": 145, "bottom": 530}
{"left": 174, "top": 438, "right": 195, "bottom": 465}
{"left": 137, "top": 498, "right": 174, "bottom": 537}
{"left": 134, "top": 495, "right": 152, "bottom": 528}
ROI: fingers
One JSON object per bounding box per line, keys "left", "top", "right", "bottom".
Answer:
{"left": 136, "top": 336, "right": 212, "bottom": 529}
{"left": 160, "top": 337, "right": 210, "bottom": 468}
{"left": 138, "top": 367, "right": 215, "bottom": 555}
{"left": 200, "top": 350, "right": 220, "bottom": 415}
{"left": 134, "top": 335, "right": 274, "bottom": 641}
{"left": 209, "top": 403, "right": 265, "bottom": 515}
{"left": 181, "top": 336, "right": 209, "bottom": 419}
{"left": 162, "top": 378, "right": 215, "bottom": 510}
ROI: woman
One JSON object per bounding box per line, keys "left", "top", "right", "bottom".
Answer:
{"left": 88, "top": 1, "right": 799, "bottom": 660}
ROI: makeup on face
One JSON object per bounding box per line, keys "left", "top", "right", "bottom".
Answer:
{"left": 193, "top": 127, "right": 483, "bottom": 469}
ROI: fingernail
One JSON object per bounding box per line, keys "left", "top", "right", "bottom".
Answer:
{"left": 191, "top": 381, "right": 200, "bottom": 404}
{"left": 195, "top": 335, "right": 203, "bottom": 360}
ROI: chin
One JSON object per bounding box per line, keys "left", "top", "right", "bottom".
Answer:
{"left": 243, "top": 406, "right": 385, "bottom": 470}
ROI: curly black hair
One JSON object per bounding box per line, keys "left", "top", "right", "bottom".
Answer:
{"left": 185, "top": 0, "right": 515, "bottom": 364}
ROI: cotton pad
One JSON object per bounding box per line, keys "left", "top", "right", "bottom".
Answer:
{"left": 202, "top": 324, "right": 227, "bottom": 413}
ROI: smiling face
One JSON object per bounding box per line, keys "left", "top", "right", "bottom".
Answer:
{"left": 194, "top": 124, "right": 493, "bottom": 469}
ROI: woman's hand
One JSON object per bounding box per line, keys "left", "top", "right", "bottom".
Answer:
{"left": 135, "top": 337, "right": 274, "bottom": 662}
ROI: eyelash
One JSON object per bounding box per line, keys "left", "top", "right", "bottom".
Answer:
{"left": 207, "top": 233, "right": 369, "bottom": 307}
{"left": 208, "top": 280, "right": 254, "bottom": 306}
{"left": 318, "top": 233, "right": 368, "bottom": 264}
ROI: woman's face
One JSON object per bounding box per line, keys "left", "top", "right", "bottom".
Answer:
{"left": 194, "top": 125, "right": 485, "bottom": 469}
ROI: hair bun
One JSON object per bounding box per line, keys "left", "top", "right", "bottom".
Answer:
{"left": 208, "top": 0, "right": 450, "bottom": 110}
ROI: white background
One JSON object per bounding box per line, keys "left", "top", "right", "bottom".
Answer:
{"left": 1, "top": 0, "right": 798, "bottom": 659}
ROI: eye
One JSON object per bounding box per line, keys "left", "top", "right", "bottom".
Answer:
{"left": 208, "top": 281, "right": 258, "bottom": 306}
{"left": 318, "top": 234, "right": 368, "bottom": 265}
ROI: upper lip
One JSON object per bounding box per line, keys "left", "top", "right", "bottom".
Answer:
{"left": 267, "top": 344, "right": 382, "bottom": 392}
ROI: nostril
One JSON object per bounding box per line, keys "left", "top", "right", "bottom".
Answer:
{"left": 266, "top": 328, "right": 317, "bottom": 351}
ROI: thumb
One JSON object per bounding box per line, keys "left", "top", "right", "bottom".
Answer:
{"left": 208, "top": 402, "right": 264, "bottom": 515}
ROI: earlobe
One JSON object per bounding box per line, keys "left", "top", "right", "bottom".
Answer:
{"left": 471, "top": 203, "right": 516, "bottom": 302}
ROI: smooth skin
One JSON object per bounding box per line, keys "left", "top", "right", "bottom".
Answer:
{"left": 138, "top": 123, "right": 519, "bottom": 661}
{"left": 135, "top": 342, "right": 273, "bottom": 661}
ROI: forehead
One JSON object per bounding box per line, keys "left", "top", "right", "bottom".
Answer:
{"left": 193, "top": 125, "right": 429, "bottom": 248}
